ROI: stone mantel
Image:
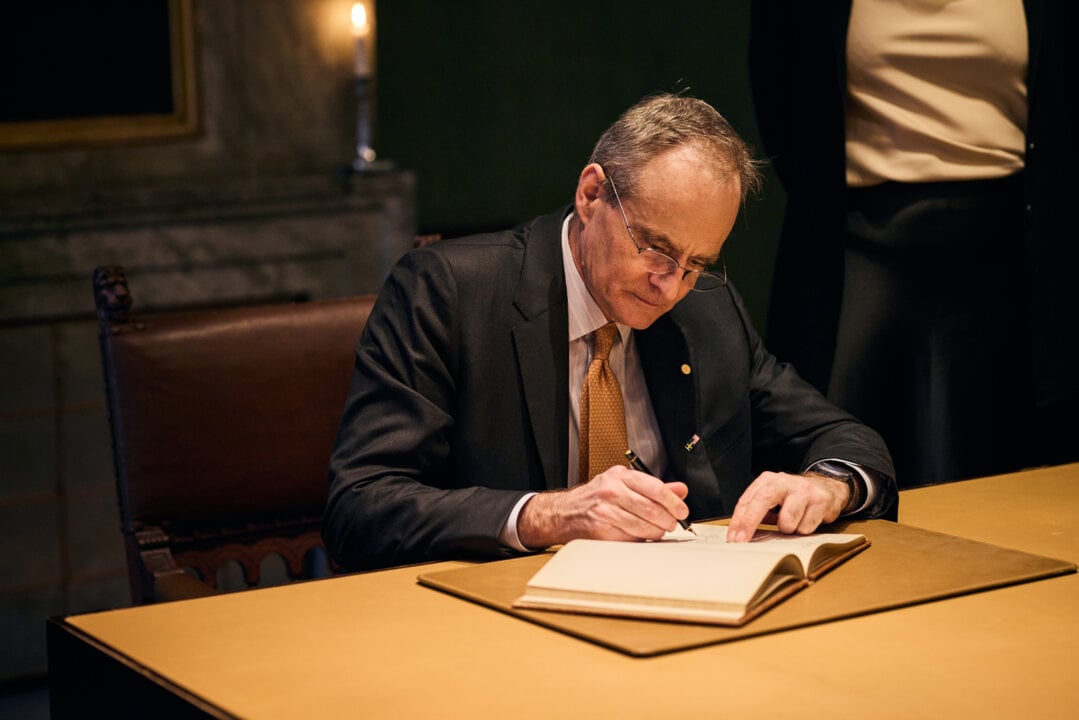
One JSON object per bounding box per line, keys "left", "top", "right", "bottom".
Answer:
{"left": 0, "top": 169, "right": 415, "bottom": 324}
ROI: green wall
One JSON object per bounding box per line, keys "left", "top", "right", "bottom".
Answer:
{"left": 376, "top": 0, "right": 785, "bottom": 328}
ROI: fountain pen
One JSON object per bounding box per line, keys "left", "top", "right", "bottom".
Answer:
{"left": 624, "top": 449, "right": 696, "bottom": 535}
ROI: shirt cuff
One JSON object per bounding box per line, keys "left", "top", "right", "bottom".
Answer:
{"left": 806, "top": 458, "right": 879, "bottom": 516}
{"left": 499, "top": 492, "right": 538, "bottom": 552}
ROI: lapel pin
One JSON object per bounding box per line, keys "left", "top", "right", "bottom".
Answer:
{"left": 684, "top": 433, "right": 700, "bottom": 452}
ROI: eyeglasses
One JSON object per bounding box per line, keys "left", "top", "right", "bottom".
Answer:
{"left": 607, "top": 175, "right": 727, "bottom": 292}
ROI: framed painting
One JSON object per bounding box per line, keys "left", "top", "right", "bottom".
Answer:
{"left": 0, "top": 0, "right": 198, "bottom": 149}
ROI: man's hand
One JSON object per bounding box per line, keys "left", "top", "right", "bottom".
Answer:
{"left": 726, "top": 471, "right": 849, "bottom": 543}
{"left": 517, "top": 466, "right": 690, "bottom": 549}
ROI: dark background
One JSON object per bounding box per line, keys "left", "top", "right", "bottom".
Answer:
{"left": 374, "top": 0, "right": 785, "bottom": 322}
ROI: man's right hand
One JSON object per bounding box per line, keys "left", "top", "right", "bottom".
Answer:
{"left": 516, "top": 466, "right": 690, "bottom": 549}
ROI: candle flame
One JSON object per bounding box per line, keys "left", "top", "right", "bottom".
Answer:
{"left": 351, "top": 3, "right": 369, "bottom": 36}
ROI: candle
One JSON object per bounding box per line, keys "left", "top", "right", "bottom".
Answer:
{"left": 351, "top": 3, "right": 371, "bottom": 79}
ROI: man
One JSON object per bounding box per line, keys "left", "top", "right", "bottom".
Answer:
{"left": 324, "top": 93, "right": 897, "bottom": 571}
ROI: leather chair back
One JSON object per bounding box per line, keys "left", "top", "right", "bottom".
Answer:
{"left": 93, "top": 266, "right": 374, "bottom": 603}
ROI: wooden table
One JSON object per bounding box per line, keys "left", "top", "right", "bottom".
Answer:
{"left": 48, "top": 463, "right": 1079, "bottom": 719}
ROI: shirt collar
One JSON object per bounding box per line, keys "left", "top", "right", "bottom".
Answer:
{"left": 561, "top": 213, "right": 629, "bottom": 344}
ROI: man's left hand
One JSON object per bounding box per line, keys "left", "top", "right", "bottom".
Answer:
{"left": 726, "top": 471, "right": 849, "bottom": 543}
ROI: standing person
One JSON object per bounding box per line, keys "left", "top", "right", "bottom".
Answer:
{"left": 749, "top": 0, "right": 1078, "bottom": 487}
{"left": 324, "top": 93, "right": 897, "bottom": 571}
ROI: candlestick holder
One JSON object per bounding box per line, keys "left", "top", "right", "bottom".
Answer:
{"left": 351, "top": 76, "right": 393, "bottom": 173}
{"left": 352, "top": 75, "right": 374, "bottom": 170}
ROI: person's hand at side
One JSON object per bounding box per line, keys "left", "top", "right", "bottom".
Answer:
{"left": 516, "top": 467, "right": 690, "bottom": 549}
{"left": 726, "top": 471, "right": 849, "bottom": 543}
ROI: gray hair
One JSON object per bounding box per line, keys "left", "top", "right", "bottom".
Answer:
{"left": 588, "top": 93, "right": 763, "bottom": 204}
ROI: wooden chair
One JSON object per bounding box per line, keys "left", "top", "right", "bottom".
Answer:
{"left": 92, "top": 266, "right": 375, "bottom": 604}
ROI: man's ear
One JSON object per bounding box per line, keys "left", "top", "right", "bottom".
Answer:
{"left": 574, "top": 163, "right": 607, "bottom": 225}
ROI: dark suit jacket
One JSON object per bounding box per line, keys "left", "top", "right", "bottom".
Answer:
{"left": 749, "top": 0, "right": 1079, "bottom": 406}
{"left": 324, "top": 206, "right": 897, "bottom": 571}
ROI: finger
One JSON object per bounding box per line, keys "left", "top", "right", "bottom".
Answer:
{"left": 795, "top": 507, "right": 826, "bottom": 535}
{"left": 728, "top": 473, "right": 786, "bottom": 542}
{"left": 665, "top": 480, "right": 690, "bottom": 501}
{"left": 620, "top": 466, "right": 689, "bottom": 500}
{"left": 587, "top": 469, "right": 687, "bottom": 534}
{"left": 774, "top": 491, "right": 808, "bottom": 535}
{"left": 608, "top": 504, "right": 675, "bottom": 540}
{"left": 582, "top": 489, "right": 675, "bottom": 541}
{"left": 776, "top": 475, "right": 843, "bottom": 535}
{"left": 792, "top": 490, "right": 834, "bottom": 535}
{"left": 620, "top": 471, "right": 690, "bottom": 523}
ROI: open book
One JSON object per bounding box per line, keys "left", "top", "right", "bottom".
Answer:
{"left": 512, "top": 525, "right": 869, "bottom": 626}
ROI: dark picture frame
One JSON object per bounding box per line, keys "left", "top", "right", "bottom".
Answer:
{"left": 0, "top": 0, "right": 198, "bottom": 149}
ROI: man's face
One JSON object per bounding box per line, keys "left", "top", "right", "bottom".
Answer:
{"left": 570, "top": 146, "right": 742, "bottom": 329}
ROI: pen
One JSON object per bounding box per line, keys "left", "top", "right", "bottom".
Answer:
{"left": 624, "top": 449, "right": 697, "bottom": 535}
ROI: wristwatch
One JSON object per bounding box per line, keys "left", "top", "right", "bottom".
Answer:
{"left": 808, "top": 461, "right": 865, "bottom": 515}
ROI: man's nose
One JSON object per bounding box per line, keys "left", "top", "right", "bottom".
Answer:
{"left": 648, "top": 271, "right": 683, "bottom": 299}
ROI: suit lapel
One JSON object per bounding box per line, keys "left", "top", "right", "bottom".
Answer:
{"left": 512, "top": 208, "right": 572, "bottom": 491}
{"left": 637, "top": 315, "right": 720, "bottom": 511}
{"left": 638, "top": 292, "right": 757, "bottom": 518}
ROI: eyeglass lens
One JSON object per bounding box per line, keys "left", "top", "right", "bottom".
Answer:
{"left": 607, "top": 173, "right": 725, "bottom": 291}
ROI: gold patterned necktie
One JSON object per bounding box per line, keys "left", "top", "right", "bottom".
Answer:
{"left": 579, "top": 322, "right": 629, "bottom": 483}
